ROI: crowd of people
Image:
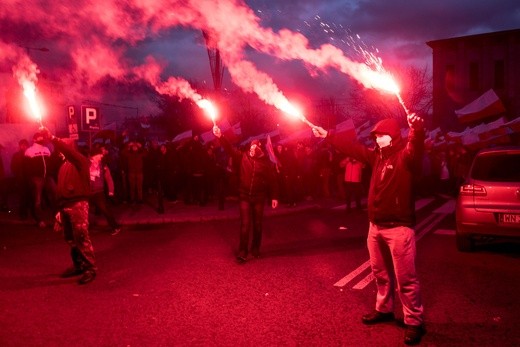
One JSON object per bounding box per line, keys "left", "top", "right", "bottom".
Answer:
{"left": 2, "top": 125, "right": 475, "bottom": 229}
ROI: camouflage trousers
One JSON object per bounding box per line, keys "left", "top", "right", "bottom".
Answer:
{"left": 59, "top": 201, "right": 97, "bottom": 271}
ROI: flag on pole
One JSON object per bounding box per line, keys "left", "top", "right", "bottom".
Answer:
{"left": 200, "top": 129, "right": 215, "bottom": 144}
{"left": 172, "top": 129, "right": 192, "bottom": 143}
{"left": 455, "top": 89, "right": 506, "bottom": 124}
{"left": 279, "top": 128, "right": 312, "bottom": 144}
{"left": 223, "top": 121, "right": 242, "bottom": 143}
{"left": 335, "top": 118, "right": 357, "bottom": 139}
{"left": 266, "top": 134, "right": 280, "bottom": 166}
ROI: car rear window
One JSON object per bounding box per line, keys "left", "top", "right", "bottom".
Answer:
{"left": 470, "top": 152, "right": 520, "bottom": 182}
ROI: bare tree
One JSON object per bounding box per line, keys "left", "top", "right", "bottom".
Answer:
{"left": 347, "top": 64, "right": 432, "bottom": 125}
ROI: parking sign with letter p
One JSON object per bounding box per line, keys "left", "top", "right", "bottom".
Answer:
{"left": 81, "top": 105, "right": 100, "bottom": 130}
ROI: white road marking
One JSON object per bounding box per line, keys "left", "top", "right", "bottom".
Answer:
{"left": 332, "top": 198, "right": 434, "bottom": 211}
{"left": 351, "top": 213, "right": 447, "bottom": 290}
{"left": 332, "top": 204, "right": 347, "bottom": 210}
{"left": 433, "top": 199, "right": 456, "bottom": 214}
{"left": 352, "top": 272, "right": 375, "bottom": 290}
{"left": 434, "top": 229, "right": 456, "bottom": 235}
{"left": 334, "top": 260, "right": 371, "bottom": 287}
{"left": 415, "top": 198, "right": 435, "bottom": 211}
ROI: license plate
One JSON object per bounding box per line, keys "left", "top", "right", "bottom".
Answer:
{"left": 499, "top": 214, "right": 520, "bottom": 225}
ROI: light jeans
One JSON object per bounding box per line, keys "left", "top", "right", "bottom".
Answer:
{"left": 367, "top": 222, "right": 424, "bottom": 326}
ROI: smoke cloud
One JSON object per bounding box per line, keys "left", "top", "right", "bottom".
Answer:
{"left": 1, "top": 0, "right": 397, "bottom": 119}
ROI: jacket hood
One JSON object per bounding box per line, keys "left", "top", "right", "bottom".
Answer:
{"left": 370, "top": 118, "right": 401, "bottom": 140}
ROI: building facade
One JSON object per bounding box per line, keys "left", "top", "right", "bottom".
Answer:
{"left": 427, "top": 28, "right": 520, "bottom": 131}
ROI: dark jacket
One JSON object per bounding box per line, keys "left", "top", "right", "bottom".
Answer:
{"left": 125, "top": 148, "right": 146, "bottom": 174}
{"left": 328, "top": 119, "right": 424, "bottom": 227}
{"left": 52, "top": 139, "right": 90, "bottom": 207}
{"left": 219, "top": 136, "right": 279, "bottom": 203}
{"left": 11, "top": 150, "right": 29, "bottom": 182}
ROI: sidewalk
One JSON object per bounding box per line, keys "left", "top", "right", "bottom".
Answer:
{"left": 117, "top": 198, "right": 326, "bottom": 226}
{"left": 0, "top": 196, "right": 335, "bottom": 228}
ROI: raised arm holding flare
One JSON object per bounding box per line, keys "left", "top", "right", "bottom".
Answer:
{"left": 312, "top": 113, "right": 426, "bottom": 346}
{"left": 213, "top": 125, "right": 279, "bottom": 264}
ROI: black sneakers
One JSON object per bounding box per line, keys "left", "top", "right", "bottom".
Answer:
{"left": 361, "top": 310, "right": 395, "bottom": 325}
{"left": 362, "top": 310, "right": 426, "bottom": 344}
{"left": 60, "top": 267, "right": 84, "bottom": 278}
{"left": 235, "top": 256, "right": 247, "bottom": 264}
{"left": 78, "top": 270, "right": 96, "bottom": 285}
{"left": 404, "top": 324, "right": 426, "bottom": 345}
{"left": 111, "top": 228, "right": 121, "bottom": 236}
{"left": 60, "top": 267, "right": 96, "bottom": 284}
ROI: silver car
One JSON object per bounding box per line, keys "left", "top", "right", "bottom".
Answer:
{"left": 455, "top": 146, "right": 520, "bottom": 251}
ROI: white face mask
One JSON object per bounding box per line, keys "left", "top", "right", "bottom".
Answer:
{"left": 249, "top": 144, "right": 261, "bottom": 157}
{"left": 375, "top": 134, "right": 392, "bottom": 148}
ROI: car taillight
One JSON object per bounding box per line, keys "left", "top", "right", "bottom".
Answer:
{"left": 459, "top": 184, "right": 487, "bottom": 196}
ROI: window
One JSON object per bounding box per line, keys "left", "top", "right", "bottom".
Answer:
{"left": 469, "top": 62, "right": 479, "bottom": 90}
{"left": 471, "top": 153, "right": 520, "bottom": 182}
{"left": 444, "top": 64, "right": 455, "bottom": 88}
{"left": 494, "top": 60, "right": 505, "bottom": 89}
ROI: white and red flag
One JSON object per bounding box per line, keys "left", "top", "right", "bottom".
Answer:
{"left": 172, "top": 129, "right": 192, "bottom": 144}
{"left": 335, "top": 118, "right": 357, "bottom": 139}
{"left": 223, "top": 121, "right": 242, "bottom": 144}
{"left": 455, "top": 89, "right": 506, "bottom": 124}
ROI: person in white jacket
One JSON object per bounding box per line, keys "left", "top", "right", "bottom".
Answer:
{"left": 24, "top": 131, "right": 55, "bottom": 228}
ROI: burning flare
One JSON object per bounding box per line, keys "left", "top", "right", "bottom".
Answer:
{"left": 278, "top": 101, "right": 315, "bottom": 128}
{"left": 363, "top": 69, "right": 400, "bottom": 94}
{"left": 362, "top": 68, "right": 410, "bottom": 116}
{"left": 12, "top": 56, "right": 43, "bottom": 125}
{"left": 197, "top": 99, "right": 218, "bottom": 126}
{"left": 22, "top": 81, "right": 43, "bottom": 126}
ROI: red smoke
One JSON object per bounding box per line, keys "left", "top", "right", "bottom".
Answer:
{"left": 1, "top": 0, "right": 398, "bottom": 122}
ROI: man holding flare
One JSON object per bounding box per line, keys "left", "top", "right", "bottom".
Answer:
{"left": 39, "top": 127, "right": 97, "bottom": 285}
{"left": 312, "top": 113, "right": 426, "bottom": 346}
{"left": 212, "top": 125, "right": 279, "bottom": 264}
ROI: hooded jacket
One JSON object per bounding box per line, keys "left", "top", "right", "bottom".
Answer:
{"left": 329, "top": 118, "right": 424, "bottom": 227}
{"left": 219, "top": 136, "right": 279, "bottom": 203}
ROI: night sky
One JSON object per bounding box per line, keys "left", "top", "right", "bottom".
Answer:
{"left": 1, "top": 0, "right": 519, "bottom": 121}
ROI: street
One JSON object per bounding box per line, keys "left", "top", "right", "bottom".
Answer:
{"left": 1, "top": 198, "right": 519, "bottom": 346}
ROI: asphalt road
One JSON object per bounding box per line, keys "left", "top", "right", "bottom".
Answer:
{"left": 1, "top": 199, "right": 519, "bottom": 346}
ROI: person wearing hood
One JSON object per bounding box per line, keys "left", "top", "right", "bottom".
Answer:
{"left": 313, "top": 113, "right": 426, "bottom": 346}
{"left": 213, "top": 126, "right": 279, "bottom": 264}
